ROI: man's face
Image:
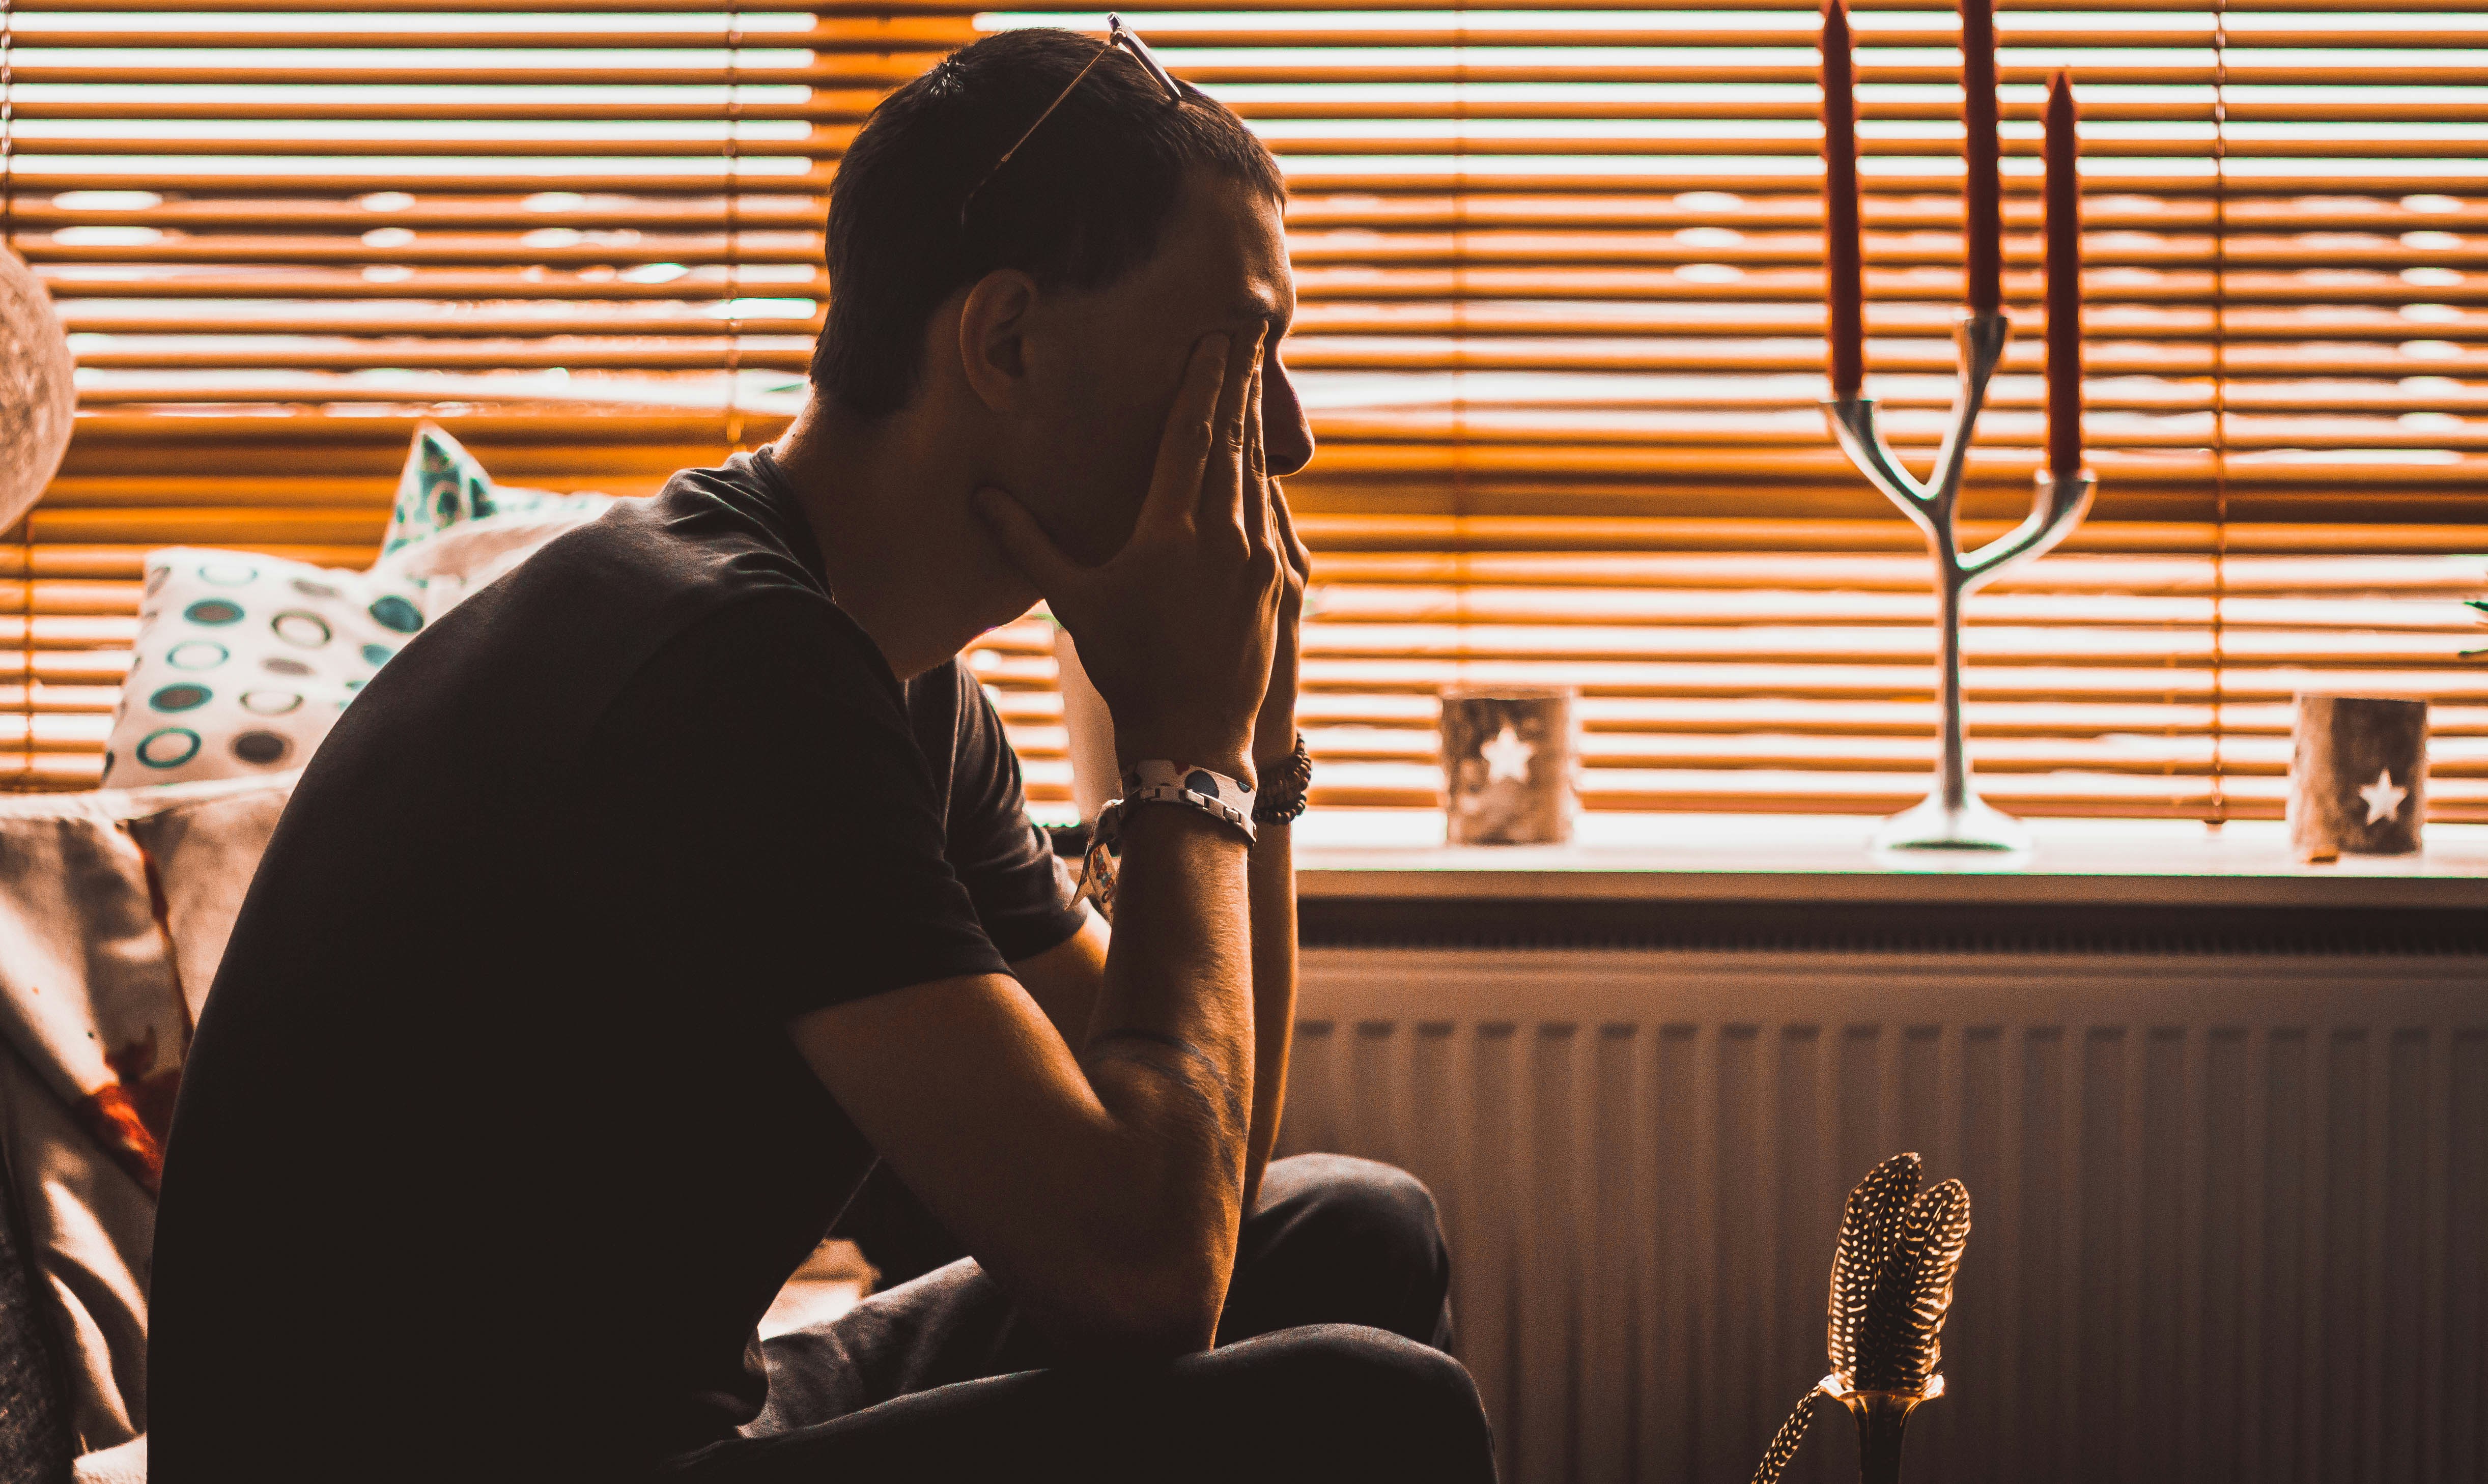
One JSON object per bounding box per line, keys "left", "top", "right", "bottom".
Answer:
{"left": 999, "top": 169, "right": 1313, "bottom": 567}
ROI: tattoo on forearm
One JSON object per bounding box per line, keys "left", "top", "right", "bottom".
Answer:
{"left": 1090, "top": 1027, "right": 1219, "bottom": 1076}
{"left": 1085, "top": 1028, "right": 1251, "bottom": 1161}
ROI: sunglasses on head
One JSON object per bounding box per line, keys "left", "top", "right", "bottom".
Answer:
{"left": 957, "top": 14, "right": 1184, "bottom": 231}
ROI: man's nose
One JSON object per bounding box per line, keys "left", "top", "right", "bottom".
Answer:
{"left": 1262, "top": 357, "right": 1316, "bottom": 478}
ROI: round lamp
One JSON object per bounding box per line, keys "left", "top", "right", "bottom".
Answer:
{"left": 0, "top": 244, "right": 76, "bottom": 533}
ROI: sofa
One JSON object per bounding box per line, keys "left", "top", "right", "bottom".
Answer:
{"left": 0, "top": 772, "right": 300, "bottom": 1482}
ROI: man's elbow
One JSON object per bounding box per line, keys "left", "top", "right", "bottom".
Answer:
{"left": 1028, "top": 1252, "right": 1226, "bottom": 1363}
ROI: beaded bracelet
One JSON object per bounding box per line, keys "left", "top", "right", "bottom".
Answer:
{"left": 1252, "top": 732, "right": 1313, "bottom": 825}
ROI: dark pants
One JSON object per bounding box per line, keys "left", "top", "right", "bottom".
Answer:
{"left": 645, "top": 1154, "right": 1496, "bottom": 1483}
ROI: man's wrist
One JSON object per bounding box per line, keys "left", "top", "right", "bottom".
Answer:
{"left": 1113, "top": 792, "right": 1255, "bottom": 851}
{"left": 1250, "top": 715, "right": 1297, "bottom": 768}
{"left": 1113, "top": 733, "right": 1254, "bottom": 790}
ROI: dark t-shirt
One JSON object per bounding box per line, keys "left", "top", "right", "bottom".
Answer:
{"left": 149, "top": 453, "right": 1086, "bottom": 1482}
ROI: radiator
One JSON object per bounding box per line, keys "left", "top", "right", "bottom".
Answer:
{"left": 1279, "top": 945, "right": 2488, "bottom": 1484}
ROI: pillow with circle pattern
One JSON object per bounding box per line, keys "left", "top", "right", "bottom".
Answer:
{"left": 382, "top": 419, "right": 612, "bottom": 559}
{"left": 98, "top": 550, "right": 429, "bottom": 786}
{"left": 99, "top": 423, "right": 616, "bottom": 789}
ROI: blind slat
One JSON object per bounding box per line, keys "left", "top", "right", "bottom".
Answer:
{"left": 40, "top": 21, "right": 2488, "bottom": 46}
{"left": 9, "top": 0, "right": 2481, "bottom": 821}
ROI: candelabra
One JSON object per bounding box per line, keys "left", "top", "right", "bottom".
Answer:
{"left": 1823, "top": 311, "right": 2096, "bottom": 852}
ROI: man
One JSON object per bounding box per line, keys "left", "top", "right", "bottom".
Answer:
{"left": 149, "top": 26, "right": 1497, "bottom": 1484}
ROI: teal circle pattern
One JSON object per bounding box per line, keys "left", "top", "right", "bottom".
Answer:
{"left": 135, "top": 728, "right": 202, "bottom": 770}
{"left": 272, "top": 611, "right": 333, "bottom": 648}
{"left": 361, "top": 643, "right": 394, "bottom": 666}
{"left": 198, "top": 560, "right": 258, "bottom": 586}
{"left": 367, "top": 594, "right": 423, "bottom": 633}
{"left": 184, "top": 598, "right": 245, "bottom": 626}
{"left": 149, "top": 683, "right": 211, "bottom": 713}
{"left": 240, "top": 690, "right": 303, "bottom": 716}
{"left": 165, "top": 640, "right": 229, "bottom": 671}
{"left": 261, "top": 656, "right": 313, "bottom": 676}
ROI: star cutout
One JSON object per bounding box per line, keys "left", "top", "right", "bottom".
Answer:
{"left": 2357, "top": 767, "right": 2408, "bottom": 826}
{"left": 1479, "top": 724, "right": 1536, "bottom": 784}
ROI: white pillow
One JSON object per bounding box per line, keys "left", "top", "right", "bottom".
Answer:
{"left": 379, "top": 419, "right": 613, "bottom": 575}
{"left": 99, "top": 551, "right": 425, "bottom": 787}
{"left": 372, "top": 503, "right": 611, "bottom": 623}
{"left": 101, "top": 424, "right": 616, "bottom": 787}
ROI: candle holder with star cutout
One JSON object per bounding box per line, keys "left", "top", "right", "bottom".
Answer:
{"left": 1440, "top": 687, "right": 1575, "bottom": 846}
{"left": 2289, "top": 694, "right": 2427, "bottom": 863}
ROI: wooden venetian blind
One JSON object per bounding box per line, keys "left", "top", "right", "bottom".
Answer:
{"left": 0, "top": 0, "right": 957, "bottom": 787}
{"left": 1062, "top": 0, "right": 2488, "bottom": 821}
{"left": 6, "top": 1, "right": 2485, "bottom": 820}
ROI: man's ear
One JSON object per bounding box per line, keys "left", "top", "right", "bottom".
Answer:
{"left": 956, "top": 268, "right": 1039, "bottom": 413}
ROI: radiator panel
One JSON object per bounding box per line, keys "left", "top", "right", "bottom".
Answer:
{"left": 1279, "top": 950, "right": 2488, "bottom": 1484}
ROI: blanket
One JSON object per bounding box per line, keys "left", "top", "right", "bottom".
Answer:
{"left": 0, "top": 774, "right": 297, "bottom": 1465}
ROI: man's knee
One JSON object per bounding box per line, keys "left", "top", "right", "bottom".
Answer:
{"left": 1241, "top": 1325, "right": 1493, "bottom": 1477}
{"left": 1260, "top": 1153, "right": 1447, "bottom": 1274}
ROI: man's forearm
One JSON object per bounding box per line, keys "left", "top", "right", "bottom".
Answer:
{"left": 1031, "top": 811, "right": 1289, "bottom": 1213}
{"left": 1241, "top": 818, "right": 1296, "bottom": 1210}
{"left": 1073, "top": 804, "right": 1257, "bottom": 1348}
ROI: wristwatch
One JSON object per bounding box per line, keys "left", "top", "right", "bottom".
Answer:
{"left": 1096, "top": 757, "right": 1258, "bottom": 847}
{"left": 1073, "top": 738, "right": 1314, "bottom": 921}
{"left": 1077, "top": 756, "right": 1260, "bottom": 922}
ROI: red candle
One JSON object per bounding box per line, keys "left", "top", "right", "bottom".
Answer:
{"left": 1960, "top": 0, "right": 2001, "bottom": 314}
{"left": 2044, "top": 70, "right": 2082, "bottom": 478}
{"left": 1821, "top": 0, "right": 1865, "bottom": 397}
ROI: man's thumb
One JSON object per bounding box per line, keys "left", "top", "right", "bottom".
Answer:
{"left": 970, "top": 486, "right": 1080, "bottom": 595}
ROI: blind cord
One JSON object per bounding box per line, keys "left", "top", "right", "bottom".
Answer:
{"left": 723, "top": 3, "right": 745, "bottom": 453}
{"left": 1451, "top": 0, "right": 1470, "bottom": 683}
{"left": 4, "top": 0, "right": 28, "bottom": 790}
{"left": 1, "top": 0, "right": 12, "bottom": 243}
{"left": 2208, "top": 0, "right": 2229, "bottom": 829}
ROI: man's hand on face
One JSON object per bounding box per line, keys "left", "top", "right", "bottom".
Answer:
{"left": 1252, "top": 381, "right": 1312, "bottom": 770}
{"left": 976, "top": 328, "right": 1283, "bottom": 786}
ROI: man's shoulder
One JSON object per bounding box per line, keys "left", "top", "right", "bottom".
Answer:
{"left": 414, "top": 458, "right": 849, "bottom": 696}
{"left": 526, "top": 459, "right": 826, "bottom": 622}
{"left": 295, "top": 460, "right": 859, "bottom": 807}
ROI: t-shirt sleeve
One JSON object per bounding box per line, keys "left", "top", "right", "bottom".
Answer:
{"left": 939, "top": 662, "right": 1091, "bottom": 964}
{"left": 577, "top": 595, "right": 1011, "bottom": 1023}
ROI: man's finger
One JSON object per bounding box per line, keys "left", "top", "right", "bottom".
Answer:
{"left": 971, "top": 486, "right": 1087, "bottom": 600}
{"left": 1272, "top": 481, "right": 1313, "bottom": 584}
{"left": 1243, "top": 358, "right": 1273, "bottom": 558}
{"left": 1136, "top": 333, "right": 1230, "bottom": 542}
{"left": 1202, "top": 326, "right": 1263, "bottom": 535}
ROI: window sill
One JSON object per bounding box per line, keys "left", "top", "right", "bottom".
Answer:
{"left": 1289, "top": 812, "right": 2488, "bottom": 954}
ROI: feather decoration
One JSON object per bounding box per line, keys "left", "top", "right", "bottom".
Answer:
{"left": 1746, "top": 1390, "right": 1817, "bottom": 1484}
{"left": 1826, "top": 1152, "right": 1920, "bottom": 1380}
{"left": 1850, "top": 1178, "right": 1972, "bottom": 1391}
{"left": 1900, "top": 1180, "right": 1972, "bottom": 1380}
{"left": 1748, "top": 1153, "right": 1972, "bottom": 1484}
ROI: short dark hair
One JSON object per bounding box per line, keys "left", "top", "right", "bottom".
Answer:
{"left": 812, "top": 28, "right": 1285, "bottom": 417}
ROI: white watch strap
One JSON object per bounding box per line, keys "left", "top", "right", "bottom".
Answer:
{"left": 1092, "top": 759, "right": 1258, "bottom": 847}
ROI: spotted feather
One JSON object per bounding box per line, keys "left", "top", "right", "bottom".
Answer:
{"left": 1857, "top": 1178, "right": 1973, "bottom": 1391}
{"left": 1826, "top": 1152, "right": 1920, "bottom": 1382}
{"left": 1747, "top": 1390, "right": 1817, "bottom": 1484}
